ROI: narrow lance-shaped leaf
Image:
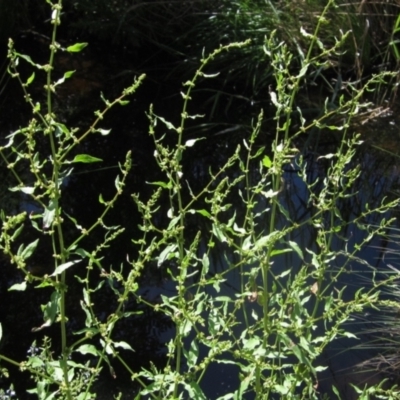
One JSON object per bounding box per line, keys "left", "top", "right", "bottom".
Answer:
{"left": 54, "top": 70, "right": 76, "bottom": 86}
{"left": 26, "top": 72, "right": 35, "bottom": 86}
{"left": 72, "top": 154, "right": 103, "bottom": 163}
{"left": 114, "top": 341, "right": 134, "bottom": 352}
{"left": 21, "top": 239, "right": 39, "bottom": 260}
{"left": 15, "top": 52, "right": 39, "bottom": 67}
{"left": 50, "top": 259, "right": 82, "bottom": 277}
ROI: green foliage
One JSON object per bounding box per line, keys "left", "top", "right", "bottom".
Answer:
{"left": 0, "top": 0, "right": 400, "bottom": 399}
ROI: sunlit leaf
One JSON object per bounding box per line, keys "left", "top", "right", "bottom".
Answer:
{"left": 197, "top": 209, "right": 211, "bottom": 217}
{"left": 21, "top": 239, "right": 39, "bottom": 260}
{"left": 186, "top": 338, "right": 199, "bottom": 368}
{"left": 75, "top": 344, "right": 99, "bottom": 356}
{"left": 97, "top": 128, "right": 111, "bottom": 136}
{"left": 32, "top": 291, "right": 60, "bottom": 331}
{"left": 147, "top": 181, "right": 172, "bottom": 189}
{"left": 15, "top": 53, "right": 38, "bottom": 67}
{"left": 288, "top": 240, "right": 304, "bottom": 260}
{"left": 64, "top": 70, "right": 75, "bottom": 79}
{"left": 114, "top": 341, "right": 134, "bottom": 351}
{"left": 157, "top": 244, "right": 178, "bottom": 267}
{"left": 9, "top": 186, "right": 35, "bottom": 194}
{"left": 72, "top": 154, "right": 103, "bottom": 163}
{"left": 50, "top": 259, "right": 82, "bottom": 277}
{"left": 9, "top": 281, "right": 27, "bottom": 291}
{"left": 26, "top": 72, "right": 35, "bottom": 86}
{"left": 262, "top": 155, "right": 272, "bottom": 168}
{"left": 243, "top": 336, "right": 260, "bottom": 350}
{"left": 99, "top": 193, "right": 107, "bottom": 204}
{"left": 202, "top": 254, "right": 209, "bottom": 275}
{"left": 55, "top": 123, "right": 70, "bottom": 137}
{"left": 201, "top": 72, "right": 220, "bottom": 78}
{"left": 154, "top": 115, "right": 176, "bottom": 130}
{"left": 66, "top": 42, "right": 88, "bottom": 53}
{"left": 317, "top": 153, "right": 335, "bottom": 160}
{"left": 342, "top": 331, "right": 358, "bottom": 339}
{"left": 212, "top": 224, "right": 227, "bottom": 243}
{"left": 26, "top": 356, "right": 44, "bottom": 368}
{"left": 185, "top": 137, "right": 205, "bottom": 147}
{"left": 43, "top": 199, "right": 57, "bottom": 229}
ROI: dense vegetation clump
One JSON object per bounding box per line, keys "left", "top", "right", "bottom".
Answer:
{"left": 1, "top": 1, "right": 400, "bottom": 399}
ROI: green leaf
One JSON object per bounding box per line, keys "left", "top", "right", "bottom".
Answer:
{"left": 26, "top": 356, "right": 44, "bottom": 368}
{"left": 155, "top": 115, "right": 177, "bottom": 131}
{"left": 270, "top": 248, "right": 292, "bottom": 257}
{"left": 11, "top": 223, "right": 24, "bottom": 241}
{"left": 254, "top": 232, "right": 274, "bottom": 250}
{"left": 183, "top": 381, "right": 206, "bottom": 400}
{"left": 197, "top": 209, "right": 211, "bottom": 218}
{"left": 15, "top": 53, "right": 38, "bottom": 67}
{"left": 9, "top": 186, "right": 35, "bottom": 194}
{"left": 202, "top": 254, "right": 209, "bottom": 275}
{"left": 72, "top": 154, "right": 103, "bottom": 163}
{"left": 243, "top": 336, "right": 260, "bottom": 350}
{"left": 167, "top": 216, "right": 180, "bottom": 230}
{"left": 21, "top": 239, "right": 39, "bottom": 260}
{"left": 66, "top": 42, "right": 88, "bottom": 53}
{"left": 75, "top": 344, "right": 99, "bottom": 357}
{"left": 9, "top": 281, "right": 27, "bottom": 291}
{"left": 157, "top": 244, "right": 178, "bottom": 267}
{"left": 297, "top": 64, "right": 309, "bottom": 78}
{"left": 99, "top": 193, "right": 107, "bottom": 204}
{"left": 32, "top": 291, "right": 60, "bottom": 331}
{"left": 0, "top": 323, "right": 2, "bottom": 342}
{"left": 43, "top": 199, "right": 57, "bottom": 229}
{"left": 147, "top": 181, "right": 172, "bottom": 189}
{"left": 64, "top": 70, "right": 75, "bottom": 79}
{"left": 50, "top": 259, "right": 82, "bottom": 277}
{"left": 212, "top": 224, "right": 227, "bottom": 243}
{"left": 342, "top": 331, "right": 358, "bottom": 339}
{"left": 288, "top": 240, "right": 304, "bottom": 260}
{"left": 26, "top": 72, "right": 35, "bottom": 86}
{"left": 114, "top": 341, "right": 134, "bottom": 351}
{"left": 54, "top": 123, "right": 70, "bottom": 137}
{"left": 63, "top": 212, "right": 83, "bottom": 230}
{"left": 332, "top": 385, "right": 341, "bottom": 398}
{"left": 54, "top": 71, "right": 75, "bottom": 86}
{"left": 186, "top": 339, "right": 199, "bottom": 368}
{"left": 262, "top": 155, "right": 272, "bottom": 168}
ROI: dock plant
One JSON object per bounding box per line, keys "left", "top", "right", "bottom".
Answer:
{"left": 0, "top": 0, "right": 400, "bottom": 399}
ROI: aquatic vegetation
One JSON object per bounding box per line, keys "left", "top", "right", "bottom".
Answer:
{"left": 0, "top": 1, "right": 400, "bottom": 399}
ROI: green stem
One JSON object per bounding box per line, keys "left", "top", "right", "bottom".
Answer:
{"left": 45, "top": 2, "right": 72, "bottom": 399}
